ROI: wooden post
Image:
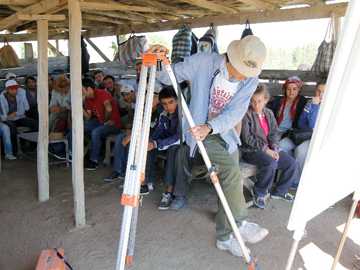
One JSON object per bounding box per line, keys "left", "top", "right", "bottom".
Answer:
{"left": 69, "top": 0, "right": 86, "bottom": 228}
{"left": 37, "top": 19, "right": 49, "bottom": 202}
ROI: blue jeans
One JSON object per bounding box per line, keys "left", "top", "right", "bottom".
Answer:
{"left": 0, "top": 122, "right": 13, "bottom": 155}
{"left": 113, "top": 133, "right": 130, "bottom": 174}
{"left": 68, "top": 118, "right": 120, "bottom": 162}
{"left": 146, "top": 145, "right": 180, "bottom": 186}
{"left": 293, "top": 140, "right": 310, "bottom": 184}
{"left": 242, "top": 150, "right": 297, "bottom": 197}
{"left": 4, "top": 118, "right": 38, "bottom": 155}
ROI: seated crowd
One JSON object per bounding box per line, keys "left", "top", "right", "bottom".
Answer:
{"left": 0, "top": 36, "right": 327, "bottom": 259}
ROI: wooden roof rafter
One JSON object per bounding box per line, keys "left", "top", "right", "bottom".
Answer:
{"left": 235, "top": 0, "right": 278, "bottom": 10}
{"left": 177, "top": 0, "right": 238, "bottom": 14}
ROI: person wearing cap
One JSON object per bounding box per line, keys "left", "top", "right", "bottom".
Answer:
{"left": 145, "top": 35, "right": 269, "bottom": 257}
{"left": 67, "top": 78, "right": 122, "bottom": 170}
{"left": 115, "top": 61, "right": 163, "bottom": 96}
{"left": 104, "top": 86, "right": 162, "bottom": 186}
{"left": 0, "top": 80, "right": 38, "bottom": 156}
{"left": 1, "top": 73, "right": 30, "bottom": 112}
{"left": 49, "top": 76, "right": 71, "bottom": 133}
{"left": 84, "top": 71, "right": 95, "bottom": 82}
{"left": 120, "top": 84, "right": 137, "bottom": 128}
{"left": 25, "top": 76, "right": 39, "bottom": 121}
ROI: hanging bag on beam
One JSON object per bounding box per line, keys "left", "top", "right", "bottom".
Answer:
{"left": 118, "top": 33, "right": 147, "bottom": 67}
{"left": 171, "top": 24, "right": 192, "bottom": 64}
{"left": 0, "top": 38, "right": 21, "bottom": 68}
{"left": 311, "top": 13, "right": 337, "bottom": 76}
{"left": 241, "top": 20, "right": 253, "bottom": 39}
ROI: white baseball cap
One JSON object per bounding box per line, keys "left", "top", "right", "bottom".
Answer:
{"left": 121, "top": 84, "right": 134, "bottom": 93}
{"left": 5, "top": 80, "right": 19, "bottom": 89}
{"left": 6, "top": 72, "right": 16, "bottom": 80}
{"left": 153, "top": 84, "right": 162, "bottom": 94}
{"left": 227, "top": 35, "right": 267, "bottom": 77}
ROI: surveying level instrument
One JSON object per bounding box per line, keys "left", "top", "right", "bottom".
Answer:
{"left": 115, "top": 53, "right": 260, "bottom": 270}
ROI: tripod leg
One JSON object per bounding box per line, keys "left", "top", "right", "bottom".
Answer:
{"left": 126, "top": 205, "right": 139, "bottom": 264}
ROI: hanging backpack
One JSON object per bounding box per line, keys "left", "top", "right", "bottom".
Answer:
{"left": 171, "top": 25, "right": 193, "bottom": 64}
{"left": 241, "top": 20, "right": 253, "bottom": 39}
{"left": 311, "top": 12, "right": 337, "bottom": 76}
{"left": 197, "top": 23, "right": 218, "bottom": 53}
{"left": 118, "top": 33, "right": 147, "bottom": 67}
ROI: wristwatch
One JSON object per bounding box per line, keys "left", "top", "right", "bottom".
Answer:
{"left": 206, "top": 122, "right": 213, "bottom": 135}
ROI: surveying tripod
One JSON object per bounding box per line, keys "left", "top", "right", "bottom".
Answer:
{"left": 115, "top": 53, "right": 259, "bottom": 270}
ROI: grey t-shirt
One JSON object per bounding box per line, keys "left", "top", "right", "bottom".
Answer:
{"left": 278, "top": 104, "right": 293, "bottom": 133}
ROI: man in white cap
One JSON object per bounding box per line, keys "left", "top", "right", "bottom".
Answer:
{"left": 145, "top": 35, "right": 268, "bottom": 257}
{"left": 0, "top": 80, "right": 38, "bottom": 156}
{"left": 1, "top": 73, "right": 30, "bottom": 112}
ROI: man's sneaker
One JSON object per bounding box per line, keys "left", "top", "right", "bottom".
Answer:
{"left": 169, "top": 196, "right": 188, "bottom": 211}
{"left": 290, "top": 183, "right": 299, "bottom": 190}
{"left": 216, "top": 235, "right": 251, "bottom": 257}
{"left": 104, "top": 171, "right": 120, "bottom": 182}
{"left": 271, "top": 193, "right": 295, "bottom": 202}
{"left": 158, "top": 192, "right": 173, "bottom": 210}
{"left": 85, "top": 160, "right": 98, "bottom": 171}
{"left": 238, "top": 221, "right": 269, "bottom": 244}
{"left": 148, "top": 183, "right": 154, "bottom": 192}
{"left": 5, "top": 154, "right": 17, "bottom": 160}
{"left": 355, "top": 258, "right": 360, "bottom": 269}
{"left": 140, "top": 185, "right": 149, "bottom": 195}
{"left": 118, "top": 172, "right": 126, "bottom": 180}
{"left": 253, "top": 194, "right": 266, "bottom": 209}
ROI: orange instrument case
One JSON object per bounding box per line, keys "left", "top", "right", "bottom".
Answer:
{"left": 35, "top": 249, "right": 67, "bottom": 270}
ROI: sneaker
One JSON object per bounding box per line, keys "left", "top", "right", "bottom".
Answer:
{"left": 271, "top": 193, "right": 295, "bottom": 202}
{"left": 85, "top": 160, "right": 98, "bottom": 171}
{"left": 328, "top": 204, "right": 336, "bottom": 209}
{"left": 148, "top": 183, "right": 154, "bottom": 192}
{"left": 158, "top": 192, "right": 173, "bottom": 210}
{"left": 116, "top": 182, "right": 124, "bottom": 191}
{"left": 216, "top": 235, "right": 251, "bottom": 257}
{"left": 118, "top": 172, "right": 126, "bottom": 180}
{"left": 53, "top": 153, "right": 66, "bottom": 160}
{"left": 290, "top": 183, "right": 299, "bottom": 190}
{"left": 140, "top": 185, "right": 149, "bottom": 195}
{"left": 5, "top": 154, "right": 17, "bottom": 160}
{"left": 355, "top": 258, "right": 360, "bottom": 269}
{"left": 169, "top": 196, "right": 188, "bottom": 211}
{"left": 238, "top": 221, "right": 269, "bottom": 244}
{"left": 253, "top": 194, "right": 266, "bottom": 209}
{"left": 104, "top": 171, "right": 120, "bottom": 182}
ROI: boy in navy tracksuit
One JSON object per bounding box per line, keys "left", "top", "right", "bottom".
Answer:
{"left": 141, "top": 87, "right": 181, "bottom": 209}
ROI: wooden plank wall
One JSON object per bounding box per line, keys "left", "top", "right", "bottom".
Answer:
{"left": 1, "top": 57, "right": 323, "bottom": 97}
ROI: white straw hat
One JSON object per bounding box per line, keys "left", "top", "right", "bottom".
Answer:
{"left": 227, "top": 35, "right": 267, "bottom": 77}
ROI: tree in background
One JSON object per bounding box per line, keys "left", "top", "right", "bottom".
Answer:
{"left": 263, "top": 44, "right": 317, "bottom": 70}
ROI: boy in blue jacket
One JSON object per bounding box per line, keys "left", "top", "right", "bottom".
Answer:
{"left": 142, "top": 87, "right": 181, "bottom": 202}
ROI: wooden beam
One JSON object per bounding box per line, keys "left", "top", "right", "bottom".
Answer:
{"left": 85, "top": 38, "right": 111, "bottom": 62}
{"left": 177, "top": 0, "right": 237, "bottom": 14}
{"left": 0, "top": 0, "right": 37, "bottom": 5}
{"left": 69, "top": 0, "right": 86, "bottom": 228}
{"left": 0, "top": 0, "right": 68, "bottom": 31}
{"left": 0, "top": 2, "right": 348, "bottom": 42}
{"left": 85, "top": 10, "right": 158, "bottom": 23}
{"left": 235, "top": 0, "right": 277, "bottom": 10}
{"left": 295, "top": 0, "right": 326, "bottom": 5}
{"left": 81, "top": 13, "right": 126, "bottom": 25}
{"left": 81, "top": 2, "right": 348, "bottom": 38}
{"left": 79, "top": 1, "right": 165, "bottom": 13}
{"left": 16, "top": 14, "right": 66, "bottom": 21}
{"left": 37, "top": 19, "right": 50, "bottom": 203}
{"left": 48, "top": 41, "right": 64, "bottom": 56}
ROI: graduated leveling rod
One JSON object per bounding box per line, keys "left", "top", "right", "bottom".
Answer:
{"left": 115, "top": 53, "right": 260, "bottom": 270}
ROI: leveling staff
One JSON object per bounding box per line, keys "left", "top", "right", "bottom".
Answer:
{"left": 145, "top": 35, "right": 269, "bottom": 258}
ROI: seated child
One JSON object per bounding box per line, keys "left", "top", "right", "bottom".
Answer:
{"left": 240, "top": 84, "right": 297, "bottom": 209}
{"left": 146, "top": 86, "right": 180, "bottom": 200}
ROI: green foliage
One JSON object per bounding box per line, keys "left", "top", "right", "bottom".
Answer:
{"left": 110, "top": 41, "right": 118, "bottom": 57}
{"left": 263, "top": 44, "right": 318, "bottom": 70}
{"left": 145, "top": 34, "right": 172, "bottom": 55}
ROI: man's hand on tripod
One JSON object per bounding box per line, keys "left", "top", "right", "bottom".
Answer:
{"left": 188, "top": 124, "right": 211, "bottom": 141}
{"left": 145, "top": 45, "right": 170, "bottom": 55}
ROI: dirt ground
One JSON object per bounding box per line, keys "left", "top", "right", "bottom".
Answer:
{"left": 0, "top": 155, "right": 359, "bottom": 270}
